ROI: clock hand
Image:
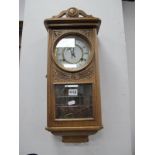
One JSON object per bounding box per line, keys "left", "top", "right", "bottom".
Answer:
{"left": 73, "top": 48, "right": 76, "bottom": 58}
{"left": 69, "top": 48, "right": 73, "bottom": 59}
{"left": 71, "top": 48, "right": 76, "bottom": 58}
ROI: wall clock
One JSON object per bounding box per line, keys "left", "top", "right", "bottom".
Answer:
{"left": 44, "top": 7, "right": 103, "bottom": 143}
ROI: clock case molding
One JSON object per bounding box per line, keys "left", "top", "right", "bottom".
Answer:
{"left": 44, "top": 7, "right": 103, "bottom": 143}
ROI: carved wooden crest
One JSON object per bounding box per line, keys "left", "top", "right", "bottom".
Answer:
{"left": 52, "top": 7, "right": 93, "bottom": 18}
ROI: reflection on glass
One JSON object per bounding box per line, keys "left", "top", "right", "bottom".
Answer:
{"left": 54, "top": 84, "right": 93, "bottom": 119}
{"left": 56, "top": 38, "right": 75, "bottom": 48}
{"left": 63, "top": 64, "right": 77, "bottom": 68}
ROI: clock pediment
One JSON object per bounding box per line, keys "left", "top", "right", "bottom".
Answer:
{"left": 44, "top": 7, "right": 101, "bottom": 33}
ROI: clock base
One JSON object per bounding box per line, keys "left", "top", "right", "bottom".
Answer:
{"left": 46, "top": 126, "right": 103, "bottom": 143}
{"left": 62, "top": 135, "right": 88, "bottom": 143}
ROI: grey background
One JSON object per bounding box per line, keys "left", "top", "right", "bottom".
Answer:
{"left": 123, "top": 2, "right": 135, "bottom": 154}
{"left": 20, "top": 0, "right": 134, "bottom": 155}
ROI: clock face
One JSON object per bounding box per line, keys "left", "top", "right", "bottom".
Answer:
{"left": 54, "top": 35, "right": 91, "bottom": 71}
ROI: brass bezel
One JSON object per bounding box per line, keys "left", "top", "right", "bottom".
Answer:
{"left": 52, "top": 32, "right": 94, "bottom": 72}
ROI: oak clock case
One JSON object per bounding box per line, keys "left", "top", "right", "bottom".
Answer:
{"left": 44, "top": 7, "right": 103, "bottom": 143}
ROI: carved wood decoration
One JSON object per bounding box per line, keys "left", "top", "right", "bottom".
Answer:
{"left": 52, "top": 60, "right": 95, "bottom": 83}
{"left": 44, "top": 7, "right": 103, "bottom": 143}
{"left": 52, "top": 7, "right": 93, "bottom": 18}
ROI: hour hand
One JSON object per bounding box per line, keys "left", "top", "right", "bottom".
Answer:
{"left": 71, "top": 48, "right": 76, "bottom": 58}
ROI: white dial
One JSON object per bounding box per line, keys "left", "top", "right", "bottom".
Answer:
{"left": 54, "top": 35, "right": 90, "bottom": 71}
{"left": 63, "top": 46, "right": 83, "bottom": 64}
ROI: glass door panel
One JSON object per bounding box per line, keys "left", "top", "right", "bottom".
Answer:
{"left": 54, "top": 84, "right": 93, "bottom": 119}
